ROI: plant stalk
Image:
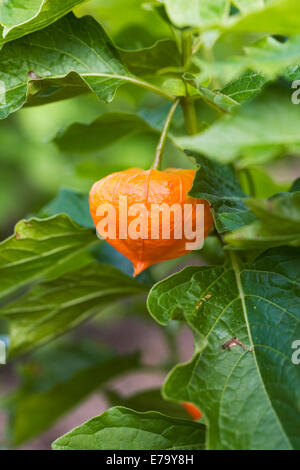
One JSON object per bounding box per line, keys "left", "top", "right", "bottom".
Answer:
{"left": 181, "top": 97, "right": 198, "bottom": 135}
{"left": 152, "top": 98, "right": 180, "bottom": 170}
{"left": 180, "top": 29, "right": 198, "bottom": 135}
{"left": 181, "top": 30, "right": 193, "bottom": 68}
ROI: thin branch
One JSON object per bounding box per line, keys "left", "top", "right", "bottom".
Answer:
{"left": 152, "top": 98, "right": 180, "bottom": 170}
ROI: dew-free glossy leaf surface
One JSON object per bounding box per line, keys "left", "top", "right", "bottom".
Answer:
{"left": 105, "top": 388, "right": 188, "bottom": 419}
{"left": 52, "top": 406, "right": 206, "bottom": 450}
{"left": 120, "top": 39, "right": 181, "bottom": 75}
{"left": 229, "top": 0, "right": 300, "bottom": 35}
{"left": 197, "top": 36, "right": 300, "bottom": 85}
{"left": 41, "top": 188, "right": 94, "bottom": 228}
{"left": 0, "top": 215, "right": 96, "bottom": 303}
{"left": 220, "top": 72, "right": 267, "bottom": 104}
{"left": 147, "top": 247, "right": 300, "bottom": 449}
{"left": 177, "top": 89, "right": 300, "bottom": 164}
{"left": 164, "top": 0, "right": 229, "bottom": 28}
{"left": 53, "top": 113, "right": 159, "bottom": 154}
{"left": 187, "top": 152, "right": 256, "bottom": 232}
{"left": 0, "top": 13, "right": 164, "bottom": 119}
{"left": 0, "top": 0, "right": 84, "bottom": 44}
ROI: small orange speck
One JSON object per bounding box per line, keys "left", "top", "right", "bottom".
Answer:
{"left": 182, "top": 402, "right": 202, "bottom": 420}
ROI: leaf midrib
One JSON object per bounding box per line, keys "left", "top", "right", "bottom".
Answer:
{"left": 229, "top": 251, "right": 293, "bottom": 449}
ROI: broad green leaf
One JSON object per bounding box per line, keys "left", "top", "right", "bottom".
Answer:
{"left": 186, "top": 72, "right": 266, "bottom": 111}
{"left": 225, "top": 190, "right": 300, "bottom": 249}
{"left": 105, "top": 388, "right": 188, "bottom": 419}
{"left": 0, "top": 13, "right": 172, "bottom": 120}
{"left": 53, "top": 105, "right": 185, "bottom": 156}
{"left": 228, "top": 0, "right": 300, "bottom": 35}
{"left": 164, "top": 0, "right": 230, "bottom": 29}
{"left": 187, "top": 152, "right": 256, "bottom": 232}
{"left": 52, "top": 406, "right": 206, "bottom": 450}
{"left": 0, "top": 215, "right": 96, "bottom": 304}
{"left": 196, "top": 36, "right": 300, "bottom": 85}
{"left": 40, "top": 188, "right": 93, "bottom": 228}
{"left": 1, "top": 263, "right": 147, "bottom": 356}
{"left": 147, "top": 247, "right": 300, "bottom": 449}
{"left": 76, "top": 0, "right": 172, "bottom": 49}
{"left": 0, "top": 0, "right": 85, "bottom": 45}
{"left": 53, "top": 113, "right": 159, "bottom": 154}
{"left": 232, "top": 0, "right": 264, "bottom": 13}
{"left": 120, "top": 39, "right": 181, "bottom": 76}
{"left": 3, "top": 343, "right": 140, "bottom": 445}
{"left": 176, "top": 89, "right": 300, "bottom": 164}
{"left": 291, "top": 177, "right": 300, "bottom": 192}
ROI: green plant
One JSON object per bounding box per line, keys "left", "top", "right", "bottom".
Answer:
{"left": 0, "top": 0, "right": 299, "bottom": 451}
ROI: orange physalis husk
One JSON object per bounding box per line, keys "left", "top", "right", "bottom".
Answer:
{"left": 182, "top": 402, "right": 203, "bottom": 420}
{"left": 89, "top": 168, "right": 214, "bottom": 276}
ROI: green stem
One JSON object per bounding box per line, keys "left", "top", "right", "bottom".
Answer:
{"left": 180, "top": 30, "right": 198, "bottom": 135}
{"left": 152, "top": 98, "right": 180, "bottom": 170}
{"left": 181, "top": 97, "right": 198, "bottom": 135}
{"left": 181, "top": 30, "right": 193, "bottom": 68}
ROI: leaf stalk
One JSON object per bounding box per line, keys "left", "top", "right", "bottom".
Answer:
{"left": 152, "top": 98, "right": 180, "bottom": 170}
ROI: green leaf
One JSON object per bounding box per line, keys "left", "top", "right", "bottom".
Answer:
{"left": 162, "top": 78, "right": 187, "bottom": 97}
{"left": 53, "top": 113, "right": 159, "bottom": 154}
{"left": 0, "top": 13, "right": 172, "bottom": 120}
{"left": 185, "top": 71, "right": 266, "bottom": 112}
{"left": 164, "top": 0, "right": 230, "bottom": 29}
{"left": 176, "top": 88, "right": 300, "bottom": 164}
{"left": 52, "top": 406, "right": 206, "bottom": 450}
{"left": 0, "top": 215, "right": 96, "bottom": 304}
{"left": 197, "top": 86, "right": 240, "bottom": 113}
{"left": 225, "top": 190, "right": 300, "bottom": 249}
{"left": 187, "top": 152, "right": 256, "bottom": 232}
{"left": 147, "top": 247, "right": 300, "bottom": 449}
{"left": 77, "top": 0, "right": 172, "bottom": 49}
{"left": 232, "top": 0, "right": 264, "bottom": 14}
{"left": 120, "top": 39, "right": 182, "bottom": 76}
{"left": 1, "top": 263, "right": 147, "bottom": 356}
{"left": 228, "top": 0, "right": 300, "bottom": 35}
{"left": 291, "top": 177, "right": 300, "bottom": 192}
{"left": 105, "top": 388, "right": 188, "bottom": 419}
{"left": 40, "top": 188, "right": 94, "bottom": 228}
{"left": 0, "top": 0, "right": 85, "bottom": 45}
{"left": 197, "top": 36, "right": 300, "bottom": 85}
{"left": 220, "top": 72, "right": 267, "bottom": 104}
{"left": 3, "top": 343, "right": 140, "bottom": 445}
